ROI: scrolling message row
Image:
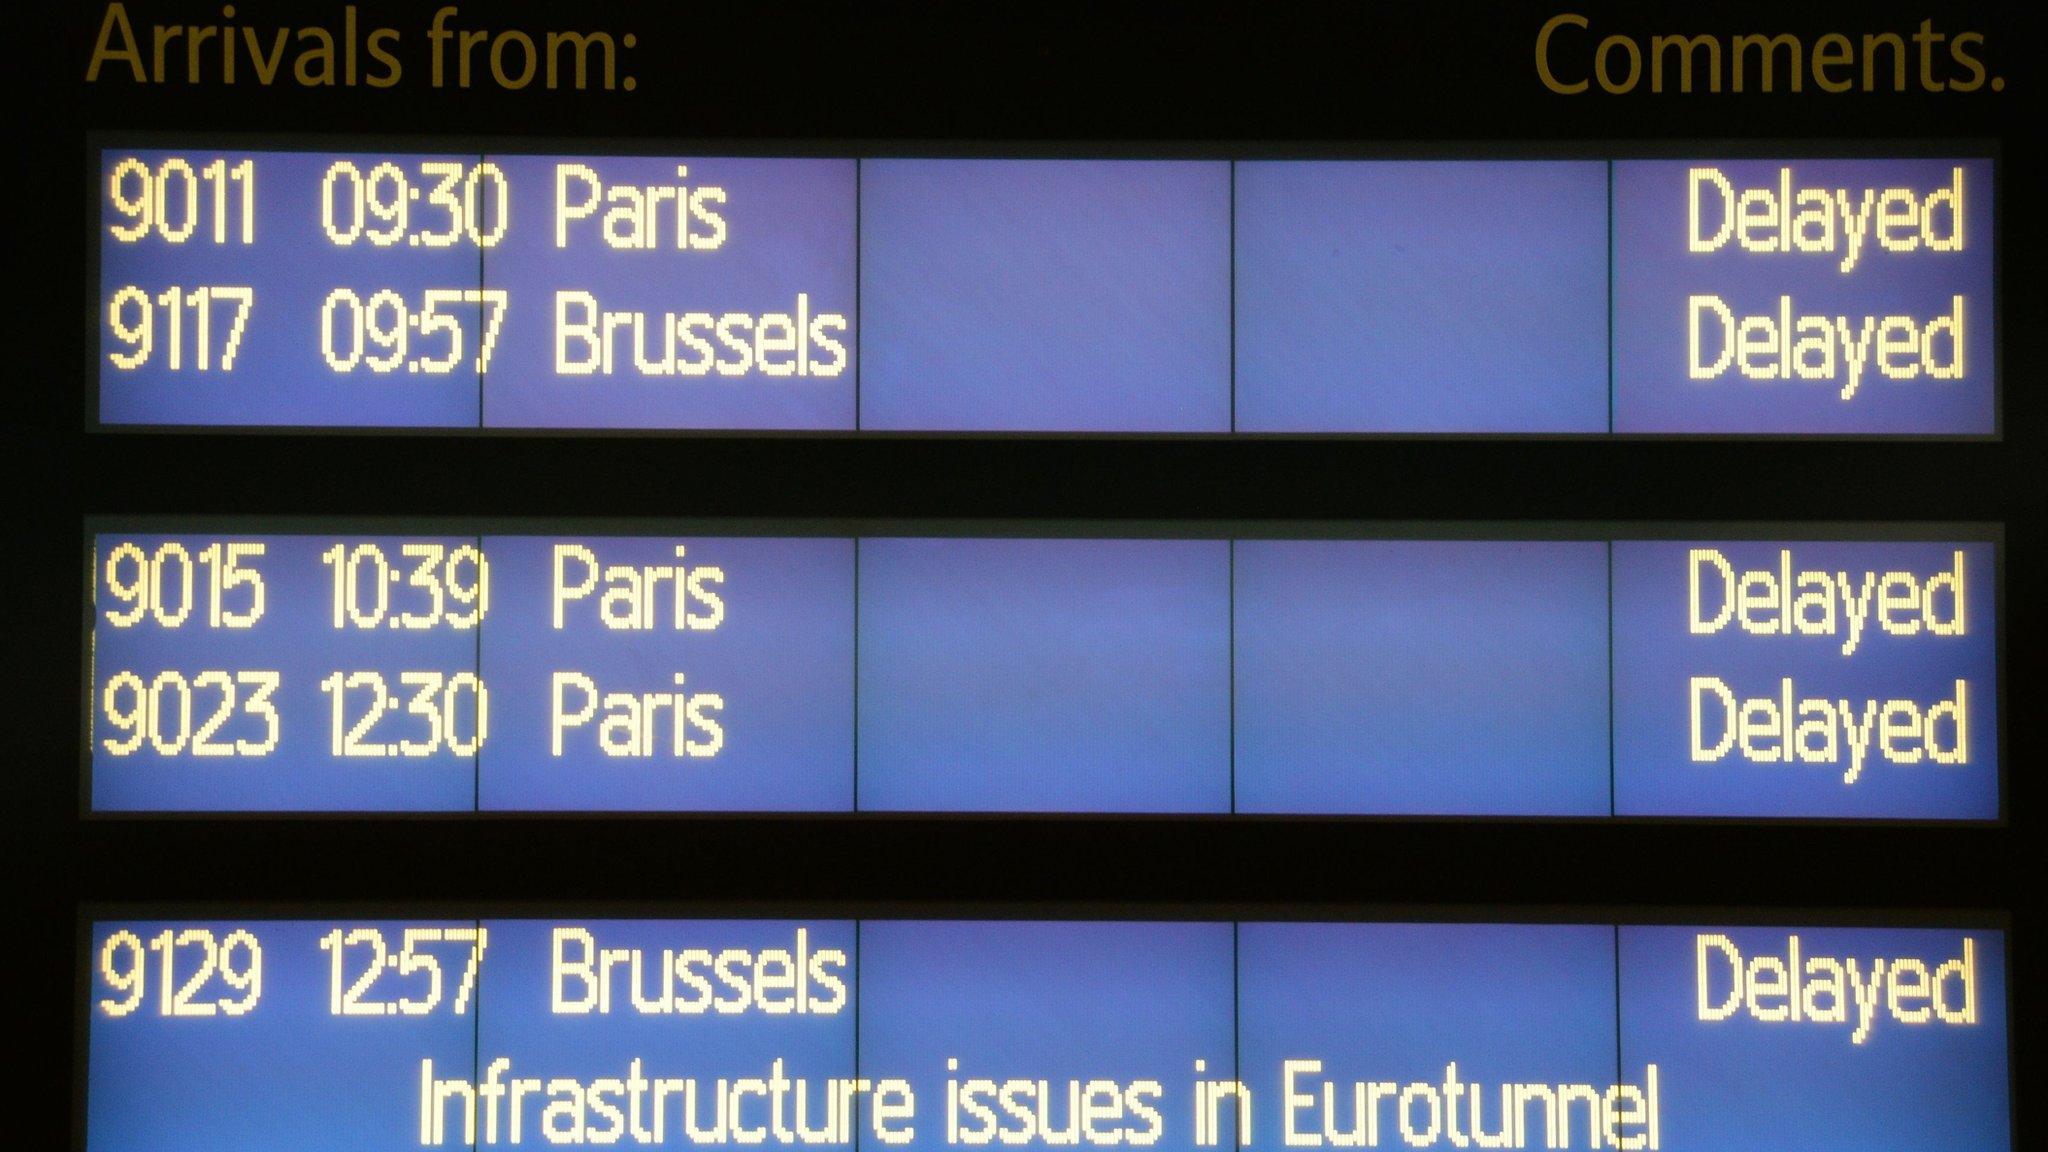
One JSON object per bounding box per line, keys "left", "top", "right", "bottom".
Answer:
{"left": 84, "top": 918, "right": 2010, "bottom": 1152}
{"left": 87, "top": 531, "right": 1998, "bottom": 817}
{"left": 96, "top": 151, "right": 1994, "bottom": 434}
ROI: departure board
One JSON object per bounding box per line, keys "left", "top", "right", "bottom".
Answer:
{"left": 93, "top": 149, "right": 1996, "bottom": 435}
{"left": 81, "top": 915, "right": 2011, "bottom": 1152}
{"left": 84, "top": 525, "right": 2000, "bottom": 818}
{"left": 37, "top": 6, "right": 2043, "bottom": 1152}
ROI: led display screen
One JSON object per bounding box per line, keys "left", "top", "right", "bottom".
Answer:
{"left": 81, "top": 916, "right": 2011, "bottom": 1152}
{"left": 94, "top": 149, "right": 1996, "bottom": 435}
{"left": 84, "top": 525, "right": 1999, "bottom": 818}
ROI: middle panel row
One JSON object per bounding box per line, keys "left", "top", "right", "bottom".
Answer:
{"left": 86, "top": 524, "right": 1998, "bottom": 820}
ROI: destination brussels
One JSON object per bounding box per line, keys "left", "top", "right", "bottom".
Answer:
{"left": 1683, "top": 167, "right": 1971, "bottom": 401}
{"left": 550, "top": 165, "right": 850, "bottom": 382}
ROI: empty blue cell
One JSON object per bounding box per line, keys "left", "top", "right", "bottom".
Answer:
{"left": 856, "top": 538, "right": 1230, "bottom": 811}
{"left": 859, "top": 160, "right": 1232, "bottom": 431}
{"left": 1233, "top": 540, "right": 1610, "bottom": 815}
{"left": 1235, "top": 161, "right": 1609, "bottom": 432}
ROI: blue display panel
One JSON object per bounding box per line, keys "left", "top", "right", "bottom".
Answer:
{"left": 1611, "top": 541, "right": 1998, "bottom": 819}
{"left": 856, "top": 538, "right": 1231, "bottom": 812}
{"left": 1613, "top": 159, "right": 1995, "bottom": 434}
{"left": 84, "top": 526, "right": 2000, "bottom": 818}
{"left": 83, "top": 917, "right": 2012, "bottom": 1152}
{"left": 859, "top": 160, "right": 1232, "bottom": 432}
{"left": 1232, "top": 541, "right": 1610, "bottom": 815}
{"left": 1233, "top": 161, "right": 1608, "bottom": 433}
{"left": 95, "top": 148, "right": 1997, "bottom": 435}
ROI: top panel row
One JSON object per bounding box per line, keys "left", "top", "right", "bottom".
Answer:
{"left": 95, "top": 150, "right": 1994, "bottom": 435}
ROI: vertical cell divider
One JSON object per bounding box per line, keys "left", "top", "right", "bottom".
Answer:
{"left": 1228, "top": 537, "right": 1237, "bottom": 814}
{"left": 1606, "top": 539, "right": 1616, "bottom": 819}
{"left": 472, "top": 913, "right": 485, "bottom": 1150}
{"left": 1228, "top": 160, "right": 1237, "bottom": 433}
{"left": 854, "top": 157, "right": 863, "bottom": 433}
{"left": 1230, "top": 918, "right": 1242, "bottom": 1150}
{"left": 853, "top": 917, "right": 864, "bottom": 1152}
{"left": 852, "top": 535, "right": 861, "bottom": 813}
{"left": 477, "top": 150, "right": 490, "bottom": 431}
{"left": 472, "top": 530, "right": 483, "bottom": 813}
{"left": 1606, "top": 159, "right": 1615, "bottom": 434}
{"left": 1610, "top": 923, "right": 1624, "bottom": 1105}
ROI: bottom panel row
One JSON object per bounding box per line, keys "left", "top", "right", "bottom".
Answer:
{"left": 84, "top": 917, "right": 2008, "bottom": 1150}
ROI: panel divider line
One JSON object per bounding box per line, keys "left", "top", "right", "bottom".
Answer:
{"left": 471, "top": 914, "right": 484, "bottom": 1151}
{"left": 1228, "top": 538, "right": 1236, "bottom": 813}
{"left": 1606, "top": 159, "right": 1615, "bottom": 434}
{"left": 478, "top": 149, "right": 489, "bottom": 430}
{"left": 1612, "top": 923, "right": 1624, "bottom": 1092}
{"left": 853, "top": 919, "right": 864, "bottom": 1152}
{"left": 854, "top": 158, "right": 863, "bottom": 432}
{"left": 1228, "top": 161, "right": 1237, "bottom": 432}
{"left": 474, "top": 531, "right": 484, "bottom": 813}
{"left": 1607, "top": 539, "right": 1616, "bottom": 818}
{"left": 1231, "top": 919, "right": 1242, "bottom": 1143}
{"left": 852, "top": 536, "right": 861, "bottom": 812}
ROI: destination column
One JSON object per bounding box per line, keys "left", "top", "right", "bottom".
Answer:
{"left": 480, "top": 155, "right": 858, "bottom": 429}
{"left": 467, "top": 919, "right": 860, "bottom": 1147}
{"left": 475, "top": 535, "right": 856, "bottom": 810}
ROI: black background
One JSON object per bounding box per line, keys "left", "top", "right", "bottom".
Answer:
{"left": 13, "top": 2, "right": 2039, "bottom": 1144}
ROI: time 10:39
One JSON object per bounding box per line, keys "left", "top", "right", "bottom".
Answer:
{"left": 323, "top": 541, "right": 488, "bottom": 630}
